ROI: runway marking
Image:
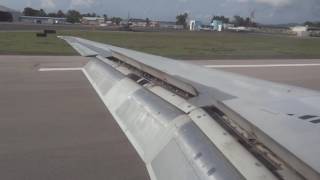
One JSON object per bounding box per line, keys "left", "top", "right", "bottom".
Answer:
{"left": 39, "top": 68, "right": 83, "bottom": 71}
{"left": 205, "top": 64, "right": 320, "bottom": 68}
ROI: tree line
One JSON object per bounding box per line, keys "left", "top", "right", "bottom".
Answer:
{"left": 304, "top": 21, "right": 320, "bottom": 28}
{"left": 22, "top": 7, "right": 123, "bottom": 24}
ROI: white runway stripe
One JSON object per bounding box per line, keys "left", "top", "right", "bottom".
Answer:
{"left": 205, "top": 64, "right": 320, "bottom": 68}
{"left": 39, "top": 68, "right": 83, "bottom": 71}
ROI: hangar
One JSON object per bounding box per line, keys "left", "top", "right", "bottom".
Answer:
{"left": 0, "top": 5, "right": 21, "bottom": 22}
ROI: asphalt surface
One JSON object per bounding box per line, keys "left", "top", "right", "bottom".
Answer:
{"left": 0, "top": 56, "right": 149, "bottom": 180}
{"left": 1, "top": 55, "right": 319, "bottom": 180}
{"left": 189, "top": 59, "right": 320, "bottom": 91}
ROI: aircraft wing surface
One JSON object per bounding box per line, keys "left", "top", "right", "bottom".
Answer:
{"left": 59, "top": 36, "right": 320, "bottom": 180}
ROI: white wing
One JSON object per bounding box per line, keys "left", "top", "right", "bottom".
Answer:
{"left": 60, "top": 36, "right": 320, "bottom": 180}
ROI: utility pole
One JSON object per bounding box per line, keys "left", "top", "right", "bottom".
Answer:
{"left": 250, "top": 10, "right": 255, "bottom": 22}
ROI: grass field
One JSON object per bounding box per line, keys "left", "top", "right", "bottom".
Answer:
{"left": 1, "top": 30, "right": 320, "bottom": 59}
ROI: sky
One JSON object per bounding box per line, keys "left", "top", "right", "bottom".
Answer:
{"left": 1, "top": 0, "right": 320, "bottom": 24}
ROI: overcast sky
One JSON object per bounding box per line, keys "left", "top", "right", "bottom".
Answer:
{"left": 1, "top": 0, "right": 320, "bottom": 24}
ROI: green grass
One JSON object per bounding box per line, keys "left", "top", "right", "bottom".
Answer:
{"left": 1, "top": 30, "right": 320, "bottom": 59}
{"left": 0, "top": 31, "right": 75, "bottom": 55}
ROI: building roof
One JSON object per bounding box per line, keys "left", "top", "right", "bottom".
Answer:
{"left": 129, "top": 18, "right": 147, "bottom": 22}
{"left": 82, "top": 17, "right": 104, "bottom": 21}
{"left": 158, "top": 21, "right": 176, "bottom": 25}
{"left": 20, "top": 16, "right": 66, "bottom": 20}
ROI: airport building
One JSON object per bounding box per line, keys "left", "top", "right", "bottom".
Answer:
{"left": 120, "top": 19, "right": 159, "bottom": 28}
{"left": 158, "top": 21, "right": 183, "bottom": 29}
{"left": 81, "top": 17, "right": 105, "bottom": 25}
{"left": 0, "top": 5, "right": 22, "bottom": 22}
{"left": 291, "top": 26, "right": 310, "bottom": 37}
{"left": 19, "top": 16, "right": 66, "bottom": 24}
{"left": 128, "top": 18, "right": 147, "bottom": 27}
{"left": 189, "top": 19, "right": 229, "bottom": 32}
{"left": 211, "top": 20, "right": 223, "bottom": 31}
{"left": 189, "top": 20, "right": 202, "bottom": 31}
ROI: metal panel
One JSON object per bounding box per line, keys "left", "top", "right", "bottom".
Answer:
{"left": 69, "top": 42, "right": 98, "bottom": 57}
{"left": 112, "top": 51, "right": 198, "bottom": 96}
{"left": 175, "top": 122, "right": 245, "bottom": 180}
{"left": 103, "top": 78, "right": 142, "bottom": 112}
{"left": 222, "top": 99, "right": 320, "bottom": 179}
{"left": 189, "top": 109, "right": 277, "bottom": 180}
{"left": 148, "top": 86, "right": 197, "bottom": 113}
{"left": 115, "top": 88, "right": 187, "bottom": 162}
{"left": 130, "top": 89, "right": 184, "bottom": 122}
{"left": 79, "top": 42, "right": 112, "bottom": 58}
{"left": 151, "top": 122, "right": 245, "bottom": 180}
{"left": 84, "top": 59, "right": 125, "bottom": 95}
{"left": 151, "top": 139, "right": 201, "bottom": 180}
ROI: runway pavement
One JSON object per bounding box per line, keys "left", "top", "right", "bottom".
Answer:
{"left": 0, "top": 56, "right": 149, "bottom": 180}
{"left": 1, "top": 55, "right": 319, "bottom": 180}
{"left": 189, "top": 59, "right": 320, "bottom": 91}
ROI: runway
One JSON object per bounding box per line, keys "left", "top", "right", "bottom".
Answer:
{"left": 1, "top": 55, "right": 319, "bottom": 180}
{"left": 0, "top": 56, "right": 149, "bottom": 180}
{"left": 189, "top": 59, "right": 320, "bottom": 91}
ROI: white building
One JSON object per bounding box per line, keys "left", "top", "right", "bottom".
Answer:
{"left": 189, "top": 20, "right": 202, "bottom": 31}
{"left": 158, "top": 21, "right": 183, "bottom": 29}
{"left": 223, "top": 23, "right": 234, "bottom": 30}
{"left": 19, "top": 16, "right": 66, "bottom": 24}
{"left": 81, "top": 17, "right": 105, "bottom": 25}
{"left": 291, "top": 26, "right": 310, "bottom": 37}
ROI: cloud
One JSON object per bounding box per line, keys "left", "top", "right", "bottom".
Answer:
{"left": 255, "top": 0, "right": 292, "bottom": 7}
{"left": 177, "top": 0, "right": 189, "bottom": 3}
{"left": 26, "top": 0, "right": 32, "bottom": 7}
{"left": 2, "top": 0, "right": 320, "bottom": 24}
{"left": 41, "top": 0, "right": 56, "bottom": 9}
{"left": 70, "top": 0, "right": 95, "bottom": 7}
{"left": 236, "top": 0, "right": 293, "bottom": 7}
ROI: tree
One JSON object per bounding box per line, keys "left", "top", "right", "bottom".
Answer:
{"left": 305, "top": 21, "right": 313, "bottom": 26}
{"left": 211, "top": 16, "right": 229, "bottom": 23}
{"left": 232, "top": 15, "right": 256, "bottom": 27}
{"left": 39, "top": 9, "right": 47, "bottom": 17}
{"left": 232, "top": 15, "right": 245, "bottom": 26}
{"left": 57, "top": 10, "right": 65, "bottom": 18}
{"left": 245, "top": 17, "right": 251, "bottom": 26}
{"left": 47, "top": 12, "right": 57, "bottom": 17}
{"left": 176, "top": 13, "right": 188, "bottom": 29}
{"left": 110, "top": 17, "right": 122, "bottom": 25}
{"left": 48, "top": 10, "right": 65, "bottom": 18}
{"left": 103, "top": 14, "right": 108, "bottom": 21}
{"left": 304, "top": 21, "right": 320, "bottom": 27}
{"left": 66, "top": 10, "right": 81, "bottom": 23}
{"left": 146, "top": 18, "right": 150, "bottom": 27}
{"left": 82, "top": 12, "right": 98, "bottom": 17}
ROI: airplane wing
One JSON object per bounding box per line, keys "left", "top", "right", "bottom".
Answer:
{"left": 59, "top": 36, "right": 320, "bottom": 180}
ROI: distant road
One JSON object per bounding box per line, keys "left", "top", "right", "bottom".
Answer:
{"left": 189, "top": 59, "right": 320, "bottom": 91}
{"left": 0, "top": 22, "right": 123, "bottom": 31}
